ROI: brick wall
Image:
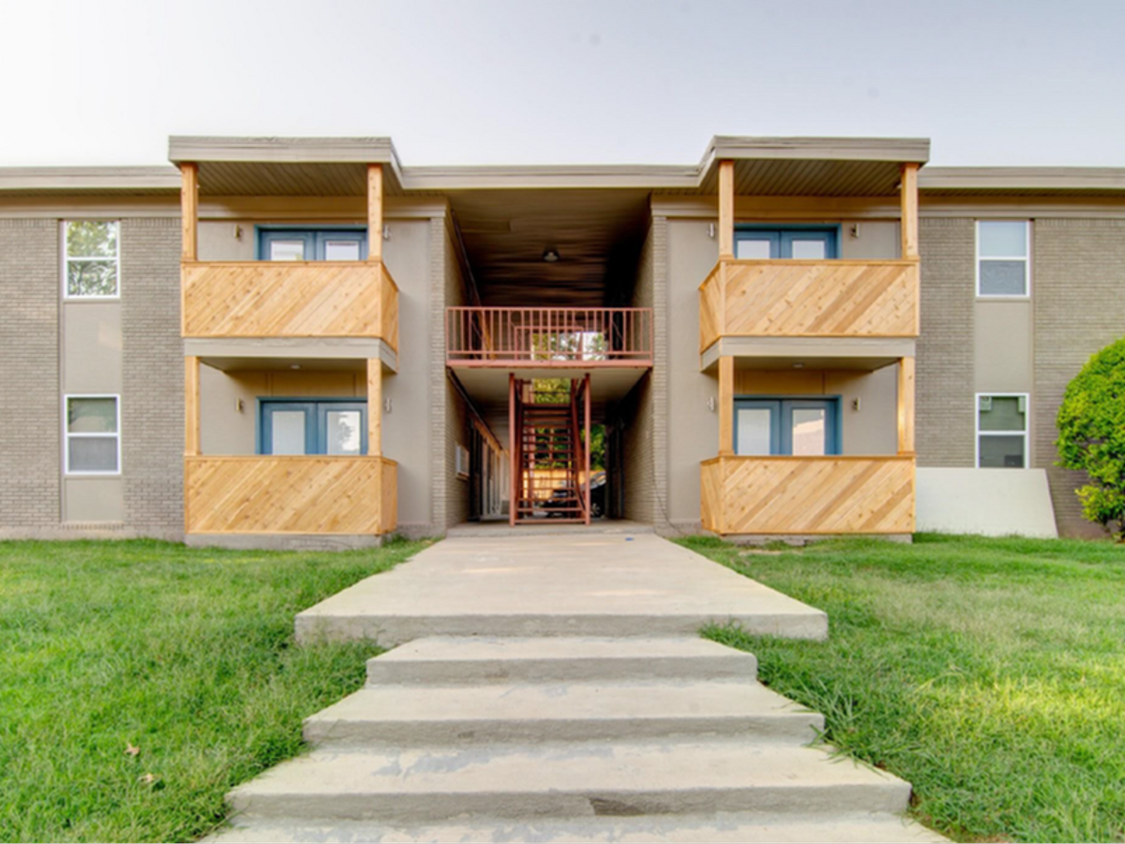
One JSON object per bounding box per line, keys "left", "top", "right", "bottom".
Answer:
{"left": 916, "top": 217, "right": 976, "bottom": 467}
{"left": 120, "top": 218, "right": 183, "bottom": 538}
{"left": 0, "top": 219, "right": 60, "bottom": 530}
{"left": 1033, "top": 218, "right": 1125, "bottom": 538}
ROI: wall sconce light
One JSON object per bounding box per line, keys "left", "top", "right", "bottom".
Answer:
{"left": 708, "top": 223, "right": 716, "bottom": 239}
{"left": 383, "top": 224, "right": 391, "bottom": 241}
{"left": 850, "top": 223, "right": 860, "bottom": 239}
{"left": 542, "top": 248, "right": 560, "bottom": 263}
{"left": 384, "top": 397, "right": 393, "bottom": 413}
{"left": 235, "top": 398, "right": 244, "bottom": 413}
{"left": 852, "top": 398, "right": 862, "bottom": 411}
{"left": 707, "top": 396, "right": 715, "bottom": 412}
{"left": 233, "top": 224, "right": 243, "bottom": 240}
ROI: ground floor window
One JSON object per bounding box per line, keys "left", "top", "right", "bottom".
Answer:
{"left": 977, "top": 393, "right": 1028, "bottom": 467}
{"left": 65, "top": 395, "right": 120, "bottom": 474}
{"left": 259, "top": 400, "right": 367, "bottom": 455}
{"left": 734, "top": 398, "right": 840, "bottom": 456}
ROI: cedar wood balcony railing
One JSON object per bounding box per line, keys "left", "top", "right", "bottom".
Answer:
{"left": 184, "top": 455, "right": 397, "bottom": 536}
{"left": 699, "top": 259, "right": 920, "bottom": 352}
{"left": 182, "top": 261, "right": 399, "bottom": 349}
{"left": 446, "top": 307, "right": 654, "bottom": 367}
{"left": 701, "top": 454, "right": 915, "bottom": 536}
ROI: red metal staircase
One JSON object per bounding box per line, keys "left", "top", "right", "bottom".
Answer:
{"left": 509, "top": 375, "right": 591, "bottom": 525}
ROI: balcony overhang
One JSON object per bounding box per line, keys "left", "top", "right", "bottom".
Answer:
{"left": 701, "top": 337, "right": 914, "bottom": 373}
{"left": 168, "top": 136, "right": 405, "bottom": 197}
{"left": 184, "top": 338, "right": 397, "bottom": 373}
{"left": 452, "top": 366, "right": 649, "bottom": 406}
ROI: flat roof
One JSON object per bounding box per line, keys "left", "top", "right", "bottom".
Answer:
{"left": 3, "top": 137, "right": 1125, "bottom": 197}
{"left": 0, "top": 166, "right": 180, "bottom": 196}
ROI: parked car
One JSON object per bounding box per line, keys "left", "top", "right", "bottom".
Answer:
{"left": 544, "top": 471, "right": 607, "bottom": 518}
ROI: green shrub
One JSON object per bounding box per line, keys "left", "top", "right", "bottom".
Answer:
{"left": 1057, "top": 336, "right": 1125, "bottom": 540}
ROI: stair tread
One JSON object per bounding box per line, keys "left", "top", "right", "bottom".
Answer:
{"left": 309, "top": 680, "right": 818, "bottom": 725}
{"left": 376, "top": 636, "right": 755, "bottom": 663}
{"left": 211, "top": 812, "right": 946, "bottom": 843}
{"left": 230, "top": 740, "right": 909, "bottom": 799}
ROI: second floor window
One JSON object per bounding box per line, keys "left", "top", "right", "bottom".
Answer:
{"left": 259, "top": 228, "right": 367, "bottom": 261}
{"left": 734, "top": 226, "right": 839, "bottom": 260}
{"left": 64, "top": 221, "right": 119, "bottom": 298}
{"left": 977, "top": 221, "right": 1030, "bottom": 297}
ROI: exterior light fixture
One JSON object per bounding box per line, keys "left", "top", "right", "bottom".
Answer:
{"left": 542, "top": 249, "right": 560, "bottom": 263}
{"left": 290, "top": 363, "right": 301, "bottom": 370}
{"left": 792, "top": 362, "right": 804, "bottom": 369}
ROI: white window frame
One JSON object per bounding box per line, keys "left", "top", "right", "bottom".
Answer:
{"left": 975, "top": 220, "right": 1031, "bottom": 299}
{"left": 62, "top": 220, "right": 121, "bottom": 300}
{"left": 975, "top": 392, "right": 1029, "bottom": 469}
{"left": 64, "top": 394, "right": 122, "bottom": 476}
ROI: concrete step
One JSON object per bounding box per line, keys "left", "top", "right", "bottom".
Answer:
{"left": 227, "top": 740, "right": 912, "bottom": 823}
{"left": 304, "top": 679, "right": 820, "bottom": 746}
{"left": 366, "top": 636, "right": 758, "bottom": 685}
{"left": 211, "top": 811, "right": 946, "bottom": 843}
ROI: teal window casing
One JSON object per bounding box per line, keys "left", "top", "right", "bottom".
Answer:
{"left": 258, "top": 399, "right": 368, "bottom": 455}
{"left": 733, "top": 397, "right": 842, "bottom": 456}
{"left": 733, "top": 225, "right": 841, "bottom": 260}
{"left": 257, "top": 227, "right": 368, "bottom": 261}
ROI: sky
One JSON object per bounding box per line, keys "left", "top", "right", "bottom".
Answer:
{"left": 2, "top": 0, "right": 1123, "bottom": 168}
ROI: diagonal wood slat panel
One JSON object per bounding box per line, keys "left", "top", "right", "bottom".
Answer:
{"left": 185, "top": 456, "right": 397, "bottom": 535}
{"left": 698, "top": 259, "right": 919, "bottom": 351}
{"left": 182, "top": 261, "right": 399, "bottom": 348}
{"left": 700, "top": 455, "right": 914, "bottom": 535}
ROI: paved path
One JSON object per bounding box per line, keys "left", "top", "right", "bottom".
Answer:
{"left": 214, "top": 531, "right": 944, "bottom": 843}
{"left": 295, "top": 533, "right": 827, "bottom": 644}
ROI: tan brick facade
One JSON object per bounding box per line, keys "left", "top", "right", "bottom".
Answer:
{"left": 0, "top": 219, "right": 60, "bottom": 530}
{"left": 121, "top": 218, "right": 183, "bottom": 538}
{"left": 1033, "top": 218, "right": 1125, "bottom": 538}
{"left": 917, "top": 217, "right": 976, "bottom": 468}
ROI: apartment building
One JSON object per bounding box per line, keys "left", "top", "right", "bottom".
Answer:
{"left": 1, "top": 135, "right": 1122, "bottom": 546}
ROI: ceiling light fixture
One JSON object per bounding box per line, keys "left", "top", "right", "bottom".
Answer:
{"left": 542, "top": 249, "right": 560, "bottom": 263}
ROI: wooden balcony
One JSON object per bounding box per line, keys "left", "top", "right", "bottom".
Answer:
{"left": 182, "top": 261, "right": 399, "bottom": 349}
{"left": 184, "top": 455, "right": 396, "bottom": 535}
{"left": 699, "top": 259, "right": 919, "bottom": 352}
{"left": 701, "top": 455, "right": 914, "bottom": 535}
{"left": 446, "top": 307, "right": 653, "bottom": 368}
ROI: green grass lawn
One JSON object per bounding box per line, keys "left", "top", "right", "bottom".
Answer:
{"left": 0, "top": 537, "right": 427, "bottom": 843}
{"left": 678, "top": 533, "right": 1125, "bottom": 844}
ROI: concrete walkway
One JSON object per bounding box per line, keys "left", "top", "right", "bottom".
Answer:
{"left": 296, "top": 533, "right": 827, "bottom": 644}
{"left": 215, "top": 531, "right": 944, "bottom": 843}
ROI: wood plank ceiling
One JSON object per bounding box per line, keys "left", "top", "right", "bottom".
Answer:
{"left": 449, "top": 189, "right": 652, "bottom": 308}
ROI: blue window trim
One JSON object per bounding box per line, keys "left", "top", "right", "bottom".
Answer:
{"left": 256, "top": 226, "right": 369, "bottom": 261}
{"left": 733, "top": 224, "right": 841, "bottom": 259}
{"left": 258, "top": 398, "right": 369, "bottom": 455}
{"left": 733, "top": 396, "right": 842, "bottom": 455}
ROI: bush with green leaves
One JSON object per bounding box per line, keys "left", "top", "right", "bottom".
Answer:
{"left": 1056, "top": 336, "right": 1125, "bottom": 540}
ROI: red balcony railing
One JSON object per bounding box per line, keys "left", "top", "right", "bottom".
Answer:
{"left": 446, "top": 307, "right": 653, "bottom": 367}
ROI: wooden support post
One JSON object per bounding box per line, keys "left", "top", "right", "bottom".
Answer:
{"left": 180, "top": 163, "right": 198, "bottom": 263}
{"left": 185, "top": 356, "right": 200, "bottom": 456}
{"left": 584, "top": 373, "right": 592, "bottom": 526}
{"left": 367, "top": 163, "right": 383, "bottom": 263}
{"left": 509, "top": 373, "right": 517, "bottom": 527}
{"left": 718, "top": 159, "right": 735, "bottom": 259}
{"left": 367, "top": 359, "right": 382, "bottom": 458}
{"left": 898, "top": 356, "right": 916, "bottom": 455}
{"left": 718, "top": 356, "right": 734, "bottom": 456}
{"left": 900, "top": 162, "right": 919, "bottom": 260}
